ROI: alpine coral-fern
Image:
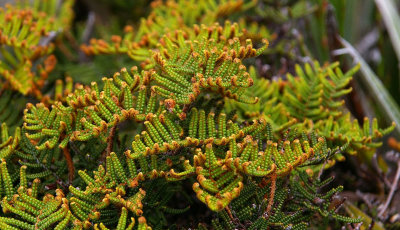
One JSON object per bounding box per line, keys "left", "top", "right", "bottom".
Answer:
{"left": 0, "top": 0, "right": 396, "bottom": 229}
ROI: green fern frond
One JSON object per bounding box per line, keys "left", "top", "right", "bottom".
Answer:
{"left": 23, "top": 22, "right": 267, "bottom": 152}
{"left": 0, "top": 0, "right": 74, "bottom": 96}
{"left": 226, "top": 61, "right": 395, "bottom": 156}
{"left": 81, "top": 0, "right": 257, "bottom": 60}
{"left": 0, "top": 123, "right": 20, "bottom": 160}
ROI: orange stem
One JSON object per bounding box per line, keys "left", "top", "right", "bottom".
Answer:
{"left": 62, "top": 147, "right": 75, "bottom": 183}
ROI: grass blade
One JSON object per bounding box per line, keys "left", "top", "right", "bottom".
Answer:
{"left": 375, "top": 0, "right": 400, "bottom": 61}
{"left": 338, "top": 37, "right": 400, "bottom": 136}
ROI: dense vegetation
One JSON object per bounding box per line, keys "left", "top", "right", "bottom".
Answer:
{"left": 0, "top": 0, "right": 399, "bottom": 229}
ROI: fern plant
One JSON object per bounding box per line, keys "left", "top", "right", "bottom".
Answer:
{"left": 225, "top": 61, "right": 395, "bottom": 163}
{"left": 0, "top": 0, "right": 74, "bottom": 96}
{"left": 0, "top": 0, "right": 396, "bottom": 229}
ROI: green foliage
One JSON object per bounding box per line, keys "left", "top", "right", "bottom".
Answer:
{"left": 81, "top": 0, "right": 258, "bottom": 61}
{"left": 23, "top": 22, "right": 267, "bottom": 151}
{"left": 0, "top": 123, "right": 20, "bottom": 160}
{"left": 0, "top": 90, "right": 25, "bottom": 129}
{"left": 226, "top": 62, "right": 395, "bottom": 156}
{"left": 0, "top": 0, "right": 74, "bottom": 96}
{"left": 207, "top": 171, "right": 360, "bottom": 230}
{"left": 0, "top": 0, "right": 396, "bottom": 229}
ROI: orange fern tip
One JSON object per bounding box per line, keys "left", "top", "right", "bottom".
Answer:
{"left": 388, "top": 137, "right": 400, "bottom": 152}
{"left": 138, "top": 216, "right": 147, "bottom": 224}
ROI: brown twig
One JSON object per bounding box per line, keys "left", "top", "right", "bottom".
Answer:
{"left": 106, "top": 126, "right": 116, "bottom": 154}
{"left": 225, "top": 206, "right": 234, "bottom": 221}
{"left": 62, "top": 147, "right": 75, "bottom": 184}
{"left": 378, "top": 159, "right": 400, "bottom": 218}
{"left": 371, "top": 153, "right": 391, "bottom": 188}
{"left": 265, "top": 173, "right": 277, "bottom": 216}
{"left": 101, "top": 126, "right": 117, "bottom": 165}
